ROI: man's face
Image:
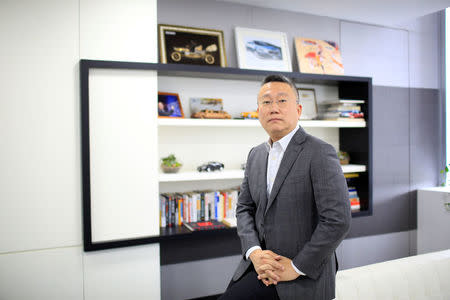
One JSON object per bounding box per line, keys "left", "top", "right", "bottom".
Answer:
{"left": 257, "top": 81, "right": 302, "bottom": 142}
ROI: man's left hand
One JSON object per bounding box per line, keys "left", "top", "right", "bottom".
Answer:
{"left": 257, "top": 255, "right": 300, "bottom": 285}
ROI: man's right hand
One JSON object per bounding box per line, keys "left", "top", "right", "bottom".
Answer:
{"left": 249, "top": 249, "right": 284, "bottom": 286}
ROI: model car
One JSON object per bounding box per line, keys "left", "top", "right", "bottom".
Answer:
{"left": 241, "top": 111, "right": 258, "bottom": 119}
{"left": 197, "top": 161, "right": 224, "bottom": 172}
{"left": 170, "top": 43, "right": 218, "bottom": 64}
{"left": 245, "top": 40, "right": 282, "bottom": 60}
{"left": 191, "top": 109, "right": 231, "bottom": 119}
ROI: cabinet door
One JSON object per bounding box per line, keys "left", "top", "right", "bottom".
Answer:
{"left": 85, "top": 69, "right": 159, "bottom": 244}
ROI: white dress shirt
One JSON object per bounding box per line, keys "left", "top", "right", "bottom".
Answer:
{"left": 245, "top": 126, "right": 305, "bottom": 276}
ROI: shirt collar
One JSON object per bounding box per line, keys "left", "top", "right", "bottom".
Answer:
{"left": 265, "top": 126, "right": 299, "bottom": 152}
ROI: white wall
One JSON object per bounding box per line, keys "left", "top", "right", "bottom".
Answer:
{"left": 0, "top": 0, "right": 160, "bottom": 299}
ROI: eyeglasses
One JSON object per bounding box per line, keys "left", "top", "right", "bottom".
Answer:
{"left": 258, "top": 99, "right": 290, "bottom": 108}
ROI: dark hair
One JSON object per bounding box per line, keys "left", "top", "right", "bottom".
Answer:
{"left": 261, "top": 74, "right": 299, "bottom": 103}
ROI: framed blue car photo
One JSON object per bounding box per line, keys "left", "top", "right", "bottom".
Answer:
{"left": 235, "top": 27, "right": 291, "bottom": 72}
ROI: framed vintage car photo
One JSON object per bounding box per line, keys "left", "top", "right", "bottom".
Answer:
{"left": 298, "top": 88, "right": 318, "bottom": 120}
{"left": 235, "top": 27, "right": 292, "bottom": 72}
{"left": 158, "top": 24, "right": 227, "bottom": 67}
{"left": 158, "top": 92, "right": 184, "bottom": 118}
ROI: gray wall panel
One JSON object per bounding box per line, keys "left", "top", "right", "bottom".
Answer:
{"left": 348, "top": 86, "right": 412, "bottom": 238}
{"left": 409, "top": 88, "right": 441, "bottom": 230}
{"left": 340, "top": 22, "right": 409, "bottom": 87}
{"left": 337, "top": 231, "right": 411, "bottom": 270}
{"left": 161, "top": 255, "right": 241, "bottom": 300}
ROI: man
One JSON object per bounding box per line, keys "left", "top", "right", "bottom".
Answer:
{"left": 219, "top": 75, "right": 351, "bottom": 300}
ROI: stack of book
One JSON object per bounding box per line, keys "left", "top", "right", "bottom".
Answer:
{"left": 345, "top": 173, "right": 361, "bottom": 212}
{"left": 159, "top": 188, "right": 239, "bottom": 229}
{"left": 348, "top": 186, "right": 360, "bottom": 212}
{"left": 319, "top": 99, "right": 365, "bottom": 121}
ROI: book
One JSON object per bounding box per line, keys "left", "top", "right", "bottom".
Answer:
{"left": 322, "top": 117, "right": 365, "bottom": 122}
{"left": 222, "top": 217, "right": 237, "bottom": 228}
{"left": 183, "top": 220, "right": 227, "bottom": 231}
{"left": 322, "top": 99, "right": 365, "bottom": 105}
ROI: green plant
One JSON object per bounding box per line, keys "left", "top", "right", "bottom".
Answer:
{"left": 439, "top": 164, "right": 450, "bottom": 186}
{"left": 161, "top": 154, "right": 181, "bottom": 167}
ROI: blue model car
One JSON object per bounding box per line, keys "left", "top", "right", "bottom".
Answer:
{"left": 246, "top": 40, "right": 282, "bottom": 60}
{"left": 197, "top": 161, "right": 224, "bottom": 172}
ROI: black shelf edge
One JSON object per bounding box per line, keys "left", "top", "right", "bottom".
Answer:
{"left": 84, "top": 208, "right": 370, "bottom": 251}
{"left": 84, "top": 226, "right": 237, "bottom": 252}
{"left": 351, "top": 210, "right": 371, "bottom": 218}
{"left": 79, "top": 59, "right": 371, "bottom": 84}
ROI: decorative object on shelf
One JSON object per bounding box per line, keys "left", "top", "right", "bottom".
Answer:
{"left": 319, "top": 99, "right": 365, "bottom": 121}
{"left": 439, "top": 163, "right": 450, "bottom": 186}
{"left": 222, "top": 217, "right": 237, "bottom": 228}
{"left": 191, "top": 109, "right": 231, "bottom": 119}
{"left": 240, "top": 111, "right": 258, "bottom": 119}
{"left": 197, "top": 161, "right": 224, "bottom": 172}
{"left": 158, "top": 24, "right": 227, "bottom": 67}
{"left": 184, "top": 220, "right": 227, "bottom": 231}
{"left": 297, "top": 88, "right": 318, "bottom": 120}
{"left": 294, "top": 37, "right": 344, "bottom": 75}
{"left": 158, "top": 92, "right": 184, "bottom": 118}
{"left": 161, "top": 154, "right": 182, "bottom": 173}
{"left": 338, "top": 151, "right": 350, "bottom": 165}
{"left": 190, "top": 97, "right": 223, "bottom": 115}
{"left": 235, "top": 27, "right": 292, "bottom": 72}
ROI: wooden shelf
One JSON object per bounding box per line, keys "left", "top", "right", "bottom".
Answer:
{"left": 158, "top": 118, "right": 366, "bottom": 128}
{"left": 159, "top": 165, "right": 366, "bottom": 182}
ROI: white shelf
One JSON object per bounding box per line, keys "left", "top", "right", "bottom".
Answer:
{"left": 159, "top": 165, "right": 366, "bottom": 182}
{"left": 158, "top": 118, "right": 366, "bottom": 128}
{"left": 159, "top": 169, "right": 245, "bottom": 182}
{"left": 342, "top": 164, "right": 366, "bottom": 173}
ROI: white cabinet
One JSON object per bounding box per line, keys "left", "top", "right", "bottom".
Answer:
{"left": 417, "top": 187, "right": 450, "bottom": 254}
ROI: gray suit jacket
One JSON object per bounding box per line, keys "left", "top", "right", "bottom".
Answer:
{"left": 233, "top": 126, "right": 351, "bottom": 300}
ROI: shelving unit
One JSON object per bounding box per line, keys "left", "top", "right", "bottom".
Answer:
{"left": 81, "top": 59, "right": 372, "bottom": 251}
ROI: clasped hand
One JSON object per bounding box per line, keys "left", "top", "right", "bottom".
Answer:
{"left": 249, "top": 249, "right": 300, "bottom": 286}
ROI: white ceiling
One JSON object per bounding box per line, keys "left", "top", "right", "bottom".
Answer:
{"left": 217, "top": 0, "right": 450, "bottom": 27}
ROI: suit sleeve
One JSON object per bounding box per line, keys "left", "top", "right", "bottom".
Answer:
{"left": 236, "top": 147, "right": 261, "bottom": 258}
{"left": 292, "top": 142, "right": 351, "bottom": 280}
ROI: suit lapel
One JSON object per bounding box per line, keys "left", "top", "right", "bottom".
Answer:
{"left": 259, "top": 149, "right": 269, "bottom": 212}
{"left": 265, "top": 127, "right": 307, "bottom": 215}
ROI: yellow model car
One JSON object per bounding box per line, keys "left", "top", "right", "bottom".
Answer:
{"left": 191, "top": 109, "right": 231, "bottom": 119}
{"left": 241, "top": 111, "right": 258, "bottom": 119}
{"left": 171, "top": 44, "right": 217, "bottom": 64}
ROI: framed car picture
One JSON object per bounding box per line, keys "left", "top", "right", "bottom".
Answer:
{"left": 235, "top": 27, "right": 292, "bottom": 72}
{"left": 158, "top": 92, "right": 184, "bottom": 118}
{"left": 158, "top": 24, "right": 227, "bottom": 67}
{"left": 298, "top": 88, "right": 318, "bottom": 120}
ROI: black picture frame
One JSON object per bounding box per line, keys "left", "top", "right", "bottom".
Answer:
{"left": 158, "top": 24, "right": 227, "bottom": 67}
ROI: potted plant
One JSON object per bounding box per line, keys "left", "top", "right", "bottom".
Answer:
{"left": 161, "top": 154, "right": 182, "bottom": 173}
{"left": 439, "top": 163, "right": 450, "bottom": 186}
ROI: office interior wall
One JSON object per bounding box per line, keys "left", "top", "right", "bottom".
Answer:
{"left": 0, "top": 0, "right": 160, "bottom": 299}
{"left": 158, "top": 0, "right": 442, "bottom": 298}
